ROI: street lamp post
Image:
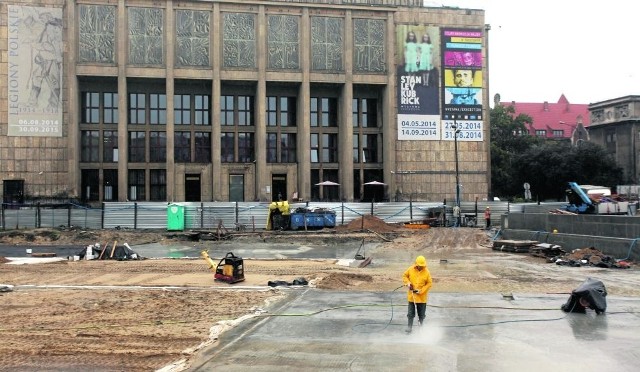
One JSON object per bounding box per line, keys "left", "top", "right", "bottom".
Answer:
{"left": 452, "top": 120, "right": 461, "bottom": 226}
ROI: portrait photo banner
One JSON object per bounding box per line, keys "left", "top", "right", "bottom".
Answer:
{"left": 395, "top": 25, "right": 440, "bottom": 140}
{"left": 441, "top": 28, "right": 483, "bottom": 142}
{"left": 7, "top": 5, "right": 63, "bottom": 137}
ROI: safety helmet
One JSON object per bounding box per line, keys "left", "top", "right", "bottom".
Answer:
{"left": 415, "top": 255, "right": 426, "bottom": 267}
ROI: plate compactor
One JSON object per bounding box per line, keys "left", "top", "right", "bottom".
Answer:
{"left": 201, "top": 251, "right": 245, "bottom": 284}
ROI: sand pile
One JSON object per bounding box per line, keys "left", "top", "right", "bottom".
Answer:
{"left": 337, "top": 215, "right": 399, "bottom": 233}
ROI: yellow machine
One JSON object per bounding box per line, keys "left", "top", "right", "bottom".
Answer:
{"left": 201, "top": 250, "right": 245, "bottom": 284}
{"left": 266, "top": 201, "right": 290, "bottom": 230}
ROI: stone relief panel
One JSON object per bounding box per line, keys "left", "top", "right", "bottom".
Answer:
{"left": 267, "top": 15, "right": 299, "bottom": 70}
{"left": 591, "top": 110, "right": 604, "bottom": 123}
{"left": 615, "top": 104, "right": 630, "bottom": 119}
{"left": 176, "top": 10, "right": 210, "bottom": 67}
{"left": 222, "top": 13, "right": 256, "bottom": 68}
{"left": 353, "top": 18, "right": 386, "bottom": 73}
{"left": 78, "top": 4, "right": 116, "bottom": 63}
{"left": 311, "top": 17, "right": 343, "bottom": 71}
{"left": 128, "top": 7, "right": 164, "bottom": 65}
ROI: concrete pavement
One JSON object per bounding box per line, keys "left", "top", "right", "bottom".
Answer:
{"left": 187, "top": 290, "right": 640, "bottom": 372}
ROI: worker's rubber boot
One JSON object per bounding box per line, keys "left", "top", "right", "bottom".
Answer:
{"left": 405, "top": 319, "right": 413, "bottom": 334}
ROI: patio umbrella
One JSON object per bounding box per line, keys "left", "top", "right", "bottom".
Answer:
{"left": 363, "top": 181, "right": 386, "bottom": 186}
{"left": 315, "top": 181, "right": 340, "bottom": 186}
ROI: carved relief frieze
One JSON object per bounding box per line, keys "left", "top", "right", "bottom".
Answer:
{"left": 78, "top": 4, "right": 116, "bottom": 63}
{"left": 311, "top": 16, "right": 343, "bottom": 71}
{"left": 176, "top": 10, "right": 210, "bottom": 67}
{"left": 267, "top": 15, "right": 299, "bottom": 70}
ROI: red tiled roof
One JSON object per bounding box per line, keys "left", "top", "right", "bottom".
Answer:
{"left": 499, "top": 94, "right": 590, "bottom": 138}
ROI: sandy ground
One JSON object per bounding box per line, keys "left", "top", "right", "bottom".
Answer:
{"left": 1, "top": 222, "right": 639, "bottom": 371}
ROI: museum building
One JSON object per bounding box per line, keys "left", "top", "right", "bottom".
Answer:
{"left": 0, "top": 0, "right": 489, "bottom": 204}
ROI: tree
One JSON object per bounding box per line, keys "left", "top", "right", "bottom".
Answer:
{"left": 490, "top": 103, "right": 538, "bottom": 199}
{"left": 489, "top": 103, "right": 624, "bottom": 201}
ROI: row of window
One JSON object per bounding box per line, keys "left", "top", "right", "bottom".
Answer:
{"left": 80, "top": 130, "right": 380, "bottom": 164}
{"left": 81, "top": 93, "right": 377, "bottom": 128}
{"left": 534, "top": 129, "right": 566, "bottom": 137}
{"left": 80, "top": 92, "right": 380, "bottom": 164}
{"left": 80, "top": 167, "right": 384, "bottom": 202}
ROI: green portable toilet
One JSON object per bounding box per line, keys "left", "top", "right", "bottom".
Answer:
{"left": 167, "top": 203, "right": 185, "bottom": 231}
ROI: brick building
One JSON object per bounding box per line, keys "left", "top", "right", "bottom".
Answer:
{"left": 500, "top": 94, "right": 590, "bottom": 146}
{"left": 0, "top": 0, "right": 490, "bottom": 204}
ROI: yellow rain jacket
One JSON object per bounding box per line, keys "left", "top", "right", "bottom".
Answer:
{"left": 402, "top": 264, "right": 433, "bottom": 303}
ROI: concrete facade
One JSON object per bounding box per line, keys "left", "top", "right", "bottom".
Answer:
{"left": 588, "top": 96, "right": 640, "bottom": 184}
{"left": 0, "top": 0, "right": 490, "bottom": 204}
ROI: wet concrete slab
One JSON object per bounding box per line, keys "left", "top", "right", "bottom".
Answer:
{"left": 188, "top": 290, "right": 640, "bottom": 372}
{"left": 132, "top": 240, "right": 369, "bottom": 260}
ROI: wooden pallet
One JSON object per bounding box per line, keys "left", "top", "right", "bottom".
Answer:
{"left": 492, "top": 239, "right": 538, "bottom": 253}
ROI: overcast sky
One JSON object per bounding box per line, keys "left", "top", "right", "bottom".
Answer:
{"left": 431, "top": 0, "right": 639, "bottom": 105}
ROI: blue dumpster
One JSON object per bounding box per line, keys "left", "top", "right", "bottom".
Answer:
{"left": 323, "top": 212, "right": 336, "bottom": 227}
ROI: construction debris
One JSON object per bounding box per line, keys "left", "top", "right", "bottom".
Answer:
{"left": 551, "top": 247, "right": 631, "bottom": 269}
{"left": 74, "top": 242, "right": 143, "bottom": 261}
{"left": 530, "top": 243, "right": 566, "bottom": 258}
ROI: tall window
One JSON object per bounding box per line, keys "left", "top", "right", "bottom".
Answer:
{"left": 174, "top": 94, "right": 191, "bottom": 125}
{"left": 310, "top": 133, "right": 338, "bottom": 163}
{"left": 311, "top": 97, "right": 337, "bottom": 127}
{"left": 81, "top": 131, "right": 100, "bottom": 162}
{"left": 238, "top": 96, "right": 253, "bottom": 126}
{"left": 103, "top": 169, "right": 118, "bottom": 201}
{"left": 353, "top": 98, "right": 377, "bottom": 128}
{"left": 149, "top": 94, "right": 167, "bottom": 125}
{"left": 221, "top": 95, "right": 234, "bottom": 126}
{"left": 267, "top": 96, "right": 296, "bottom": 127}
{"left": 281, "top": 134, "right": 296, "bottom": 163}
{"left": 81, "top": 169, "right": 99, "bottom": 201}
{"left": 172, "top": 93, "right": 212, "bottom": 163}
{"left": 195, "top": 95, "right": 210, "bottom": 125}
{"left": 128, "top": 131, "right": 146, "bottom": 162}
{"left": 128, "top": 93, "right": 146, "bottom": 124}
{"left": 149, "top": 131, "right": 167, "bottom": 162}
{"left": 150, "top": 169, "right": 166, "bottom": 201}
{"left": 267, "top": 133, "right": 278, "bottom": 163}
{"left": 266, "top": 95, "right": 297, "bottom": 163}
{"left": 103, "top": 130, "right": 118, "bottom": 162}
{"left": 322, "top": 134, "right": 338, "bottom": 163}
{"left": 194, "top": 132, "right": 211, "bottom": 163}
{"left": 175, "top": 131, "right": 191, "bottom": 163}
{"left": 220, "top": 94, "right": 255, "bottom": 162}
{"left": 311, "top": 134, "right": 319, "bottom": 163}
{"left": 82, "top": 92, "right": 100, "bottom": 124}
{"left": 352, "top": 135, "right": 359, "bottom": 163}
{"left": 81, "top": 90, "right": 118, "bottom": 163}
{"left": 362, "top": 134, "right": 378, "bottom": 163}
{"left": 103, "top": 93, "right": 118, "bottom": 124}
{"left": 238, "top": 132, "right": 254, "bottom": 163}
{"left": 128, "top": 169, "right": 145, "bottom": 201}
{"left": 221, "top": 132, "right": 235, "bottom": 163}
{"left": 353, "top": 97, "right": 381, "bottom": 165}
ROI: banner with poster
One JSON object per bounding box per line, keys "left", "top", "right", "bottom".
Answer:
{"left": 441, "top": 28, "right": 484, "bottom": 142}
{"left": 395, "top": 25, "right": 440, "bottom": 140}
{"left": 7, "top": 6, "right": 63, "bottom": 137}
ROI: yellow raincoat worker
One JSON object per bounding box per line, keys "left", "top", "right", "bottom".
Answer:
{"left": 402, "top": 255, "right": 433, "bottom": 333}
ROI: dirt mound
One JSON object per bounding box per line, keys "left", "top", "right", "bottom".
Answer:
{"left": 565, "top": 247, "right": 607, "bottom": 261}
{"left": 316, "top": 272, "right": 373, "bottom": 289}
{"left": 0, "top": 256, "right": 9, "bottom": 263}
{"left": 337, "top": 215, "right": 399, "bottom": 233}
